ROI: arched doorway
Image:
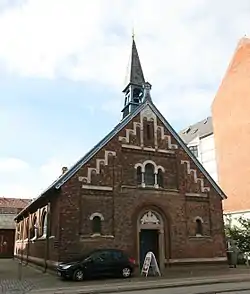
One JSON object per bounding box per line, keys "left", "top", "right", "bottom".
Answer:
{"left": 137, "top": 210, "right": 165, "bottom": 271}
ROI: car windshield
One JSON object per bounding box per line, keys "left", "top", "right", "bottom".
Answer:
{"left": 64, "top": 251, "right": 93, "bottom": 263}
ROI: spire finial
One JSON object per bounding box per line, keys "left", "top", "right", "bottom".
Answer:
{"left": 132, "top": 27, "right": 135, "bottom": 40}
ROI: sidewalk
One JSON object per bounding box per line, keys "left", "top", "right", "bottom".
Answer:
{"left": 29, "top": 271, "right": 250, "bottom": 294}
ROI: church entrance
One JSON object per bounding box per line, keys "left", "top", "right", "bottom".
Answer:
{"left": 139, "top": 229, "right": 159, "bottom": 268}
{"left": 137, "top": 210, "right": 165, "bottom": 270}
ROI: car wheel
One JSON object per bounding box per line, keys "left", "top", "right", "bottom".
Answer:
{"left": 122, "top": 267, "right": 131, "bottom": 278}
{"left": 73, "top": 269, "right": 84, "bottom": 281}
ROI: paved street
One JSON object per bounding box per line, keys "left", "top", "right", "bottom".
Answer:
{"left": 113, "top": 281, "right": 250, "bottom": 294}
{"left": 2, "top": 259, "right": 250, "bottom": 294}
{"left": 0, "top": 259, "right": 73, "bottom": 293}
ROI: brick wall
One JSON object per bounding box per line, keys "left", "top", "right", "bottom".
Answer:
{"left": 57, "top": 109, "right": 226, "bottom": 263}
{"left": 212, "top": 38, "right": 250, "bottom": 212}
{"left": 15, "top": 105, "right": 226, "bottom": 266}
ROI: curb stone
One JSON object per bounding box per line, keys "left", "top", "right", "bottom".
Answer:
{"left": 29, "top": 275, "right": 250, "bottom": 294}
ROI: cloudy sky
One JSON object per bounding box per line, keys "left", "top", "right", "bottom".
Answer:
{"left": 0, "top": 0, "right": 249, "bottom": 199}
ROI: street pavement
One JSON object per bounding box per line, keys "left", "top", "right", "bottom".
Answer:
{"left": 2, "top": 259, "right": 250, "bottom": 294}
{"left": 109, "top": 282, "right": 250, "bottom": 294}
{"left": 29, "top": 279, "right": 250, "bottom": 294}
{"left": 103, "top": 282, "right": 250, "bottom": 294}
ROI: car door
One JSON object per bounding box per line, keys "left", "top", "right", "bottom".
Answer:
{"left": 109, "top": 250, "right": 125, "bottom": 275}
{"left": 87, "top": 250, "right": 112, "bottom": 277}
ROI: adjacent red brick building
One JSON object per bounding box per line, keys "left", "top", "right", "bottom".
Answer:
{"left": 212, "top": 38, "right": 250, "bottom": 214}
{"left": 0, "top": 197, "right": 31, "bottom": 258}
{"left": 14, "top": 38, "right": 227, "bottom": 272}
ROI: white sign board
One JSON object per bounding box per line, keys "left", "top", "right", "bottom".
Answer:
{"left": 141, "top": 251, "right": 161, "bottom": 277}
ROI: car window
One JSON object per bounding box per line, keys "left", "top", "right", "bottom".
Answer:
{"left": 90, "top": 251, "right": 112, "bottom": 262}
{"left": 111, "top": 250, "right": 125, "bottom": 261}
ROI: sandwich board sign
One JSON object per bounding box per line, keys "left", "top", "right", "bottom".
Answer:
{"left": 141, "top": 251, "right": 161, "bottom": 277}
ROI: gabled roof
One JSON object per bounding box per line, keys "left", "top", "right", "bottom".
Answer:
{"left": 0, "top": 197, "right": 31, "bottom": 209}
{"left": 179, "top": 117, "right": 213, "bottom": 144}
{"left": 15, "top": 101, "right": 226, "bottom": 220}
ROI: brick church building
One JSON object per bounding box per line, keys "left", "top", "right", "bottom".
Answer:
{"left": 14, "top": 38, "right": 227, "bottom": 271}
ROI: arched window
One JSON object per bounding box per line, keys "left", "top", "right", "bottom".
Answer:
{"left": 92, "top": 216, "right": 102, "bottom": 235}
{"left": 41, "top": 211, "right": 47, "bottom": 236}
{"left": 25, "top": 219, "right": 29, "bottom": 239}
{"left": 16, "top": 223, "right": 21, "bottom": 240}
{"left": 133, "top": 88, "right": 143, "bottom": 104}
{"left": 20, "top": 221, "right": 24, "bottom": 240}
{"left": 30, "top": 215, "right": 37, "bottom": 239}
{"left": 195, "top": 219, "right": 203, "bottom": 236}
{"left": 157, "top": 169, "right": 164, "bottom": 188}
{"left": 146, "top": 123, "right": 151, "bottom": 140}
{"left": 137, "top": 166, "right": 142, "bottom": 185}
{"left": 144, "top": 163, "right": 155, "bottom": 186}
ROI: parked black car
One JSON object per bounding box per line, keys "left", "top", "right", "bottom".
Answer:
{"left": 57, "top": 248, "right": 136, "bottom": 281}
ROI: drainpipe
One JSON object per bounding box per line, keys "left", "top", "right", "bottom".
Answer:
{"left": 112, "top": 156, "right": 115, "bottom": 237}
{"left": 44, "top": 202, "right": 51, "bottom": 273}
{"left": 21, "top": 217, "right": 24, "bottom": 264}
{"left": 14, "top": 221, "right": 18, "bottom": 259}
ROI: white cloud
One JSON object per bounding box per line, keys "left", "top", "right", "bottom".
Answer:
{"left": 0, "top": 157, "right": 29, "bottom": 172}
{"left": 1, "top": 0, "right": 250, "bottom": 198}
{"left": 0, "top": 0, "right": 249, "bottom": 124}
{"left": 0, "top": 155, "right": 80, "bottom": 198}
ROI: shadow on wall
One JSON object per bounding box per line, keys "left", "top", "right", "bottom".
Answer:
{"left": 14, "top": 239, "right": 58, "bottom": 272}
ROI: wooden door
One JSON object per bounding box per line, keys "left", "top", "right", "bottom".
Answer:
{"left": 0, "top": 229, "right": 15, "bottom": 258}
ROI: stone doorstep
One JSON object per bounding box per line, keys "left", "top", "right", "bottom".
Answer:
{"left": 28, "top": 273, "right": 250, "bottom": 294}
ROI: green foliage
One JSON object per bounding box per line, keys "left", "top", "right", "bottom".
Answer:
{"left": 225, "top": 216, "right": 250, "bottom": 252}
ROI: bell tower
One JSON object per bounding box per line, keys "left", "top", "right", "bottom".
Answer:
{"left": 121, "top": 37, "right": 145, "bottom": 119}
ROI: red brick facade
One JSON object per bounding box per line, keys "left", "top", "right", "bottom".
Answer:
{"left": 15, "top": 103, "right": 226, "bottom": 271}
{"left": 212, "top": 38, "right": 250, "bottom": 213}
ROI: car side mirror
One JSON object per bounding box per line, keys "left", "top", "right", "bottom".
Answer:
{"left": 85, "top": 257, "right": 93, "bottom": 263}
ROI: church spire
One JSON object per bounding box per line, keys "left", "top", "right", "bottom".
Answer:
{"left": 126, "top": 38, "right": 145, "bottom": 87}
{"left": 121, "top": 37, "right": 146, "bottom": 119}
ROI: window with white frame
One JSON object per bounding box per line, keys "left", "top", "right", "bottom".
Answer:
{"left": 90, "top": 213, "right": 104, "bottom": 235}
{"left": 144, "top": 163, "right": 155, "bottom": 186}
{"left": 135, "top": 161, "right": 165, "bottom": 188}
{"left": 157, "top": 169, "right": 164, "bottom": 188}
{"left": 25, "top": 219, "right": 29, "bottom": 239}
{"left": 41, "top": 211, "right": 47, "bottom": 237}
{"left": 189, "top": 145, "right": 199, "bottom": 157}
{"left": 137, "top": 166, "right": 142, "bottom": 185}
{"left": 31, "top": 215, "right": 38, "bottom": 239}
{"left": 92, "top": 216, "right": 102, "bottom": 234}
{"left": 194, "top": 217, "right": 203, "bottom": 236}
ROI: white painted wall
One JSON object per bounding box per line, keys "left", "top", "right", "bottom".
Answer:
{"left": 188, "top": 133, "right": 218, "bottom": 183}
{"left": 224, "top": 210, "right": 250, "bottom": 228}
{"left": 0, "top": 214, "right": 16, "bottom": 229}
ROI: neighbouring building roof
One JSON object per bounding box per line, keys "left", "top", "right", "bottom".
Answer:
{"left": 0, "top": 197, "right": 32, "bottom": 209}
{"left": 178, "top": 116, "right": 213, "bottom": 144}
{"left": 0, "top": 198, "right": 32, "bottom": 229}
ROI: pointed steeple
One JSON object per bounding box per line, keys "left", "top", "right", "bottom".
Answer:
{"left": 125, "top": 37, "right": 145, "bottom": 88}
{"left": 121, "top": 37, "right": 146, "bottom": 119}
